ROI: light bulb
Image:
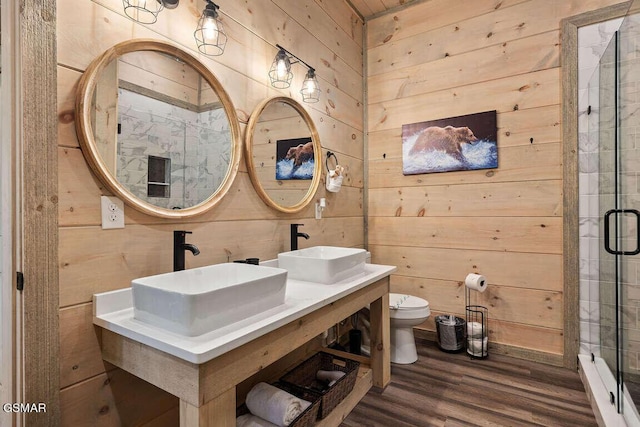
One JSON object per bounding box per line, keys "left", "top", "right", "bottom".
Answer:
{"left": 276, "top": 59, "right": 289, "bottom": 80}
{"left": 203, "top": 16, "right": 218, "bottom": 41}
{"left": 304, "top": 78, "right": 316, "bottom": 93}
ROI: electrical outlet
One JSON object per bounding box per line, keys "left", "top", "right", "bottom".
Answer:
{"left": 101, "top": 196, "right": 125, "bottom": 229}
{"left": 315, "top": 198, "right": 326, "bottom": 220}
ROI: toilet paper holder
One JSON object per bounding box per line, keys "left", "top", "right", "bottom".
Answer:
{"left": 465, "top": 279, "right": 489, "bottom": 359}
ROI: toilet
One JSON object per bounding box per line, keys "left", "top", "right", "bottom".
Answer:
{"left": 389, "top": 293, "right": 430, "bottom": 364}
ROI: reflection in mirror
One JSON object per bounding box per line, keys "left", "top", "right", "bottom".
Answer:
{"left": 255, "top": 101, "right": 312, "bottom": 206}
{"left": 91, "top": 50, "right": 231, "bottom": 210}
{"left": 76, "top": 40, "right": 241, "bottom": 219}
{"left": 245, "top": 97, "right": 322, "bottom": 213}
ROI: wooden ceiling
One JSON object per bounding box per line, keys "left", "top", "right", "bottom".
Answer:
{"left": 347, "top": 0, "right": 419, "bottom": 19}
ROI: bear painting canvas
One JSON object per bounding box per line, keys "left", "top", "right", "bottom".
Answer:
{"left": 275, "top": 137, "right": 315, "bottom": 180}
{"left": 402, "top": 111, "right": 498, "bottom": 175}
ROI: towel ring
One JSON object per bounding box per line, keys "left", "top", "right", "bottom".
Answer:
{"left": 326, "top": 151, "right": 339, "bottom": 172}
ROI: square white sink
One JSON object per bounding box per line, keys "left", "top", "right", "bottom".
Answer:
{"left": 278, "top": 246, "right": 366, "bottom": 284}
{"left": 132, "top": 263, "right": 287, "bottom": 336}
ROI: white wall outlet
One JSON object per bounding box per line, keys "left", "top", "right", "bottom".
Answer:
{"left": 101, "top": 196, "right": 125, "bottom": 229}
{"left": 315, "top": 197, "right": 326, "bottom": 220}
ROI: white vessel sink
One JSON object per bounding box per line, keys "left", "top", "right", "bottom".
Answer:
{"left": 278, "top": 246, "right": 366, "bottom": 284}
{"left": 132, "top": 263, "right": 287, "bottom": 336}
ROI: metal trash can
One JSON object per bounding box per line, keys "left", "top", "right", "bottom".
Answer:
{"left": 435, "top": 315, "right": 466, "bottom": 352}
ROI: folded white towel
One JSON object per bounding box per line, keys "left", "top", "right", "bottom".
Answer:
{"left": 316, "top": 370, "right": 346, "bottom": 386}
{"left": 246, "top": 382, "right": 311, "bottom": 427}
{"left": 236, "top": 414, "right": 279, "bottom": 427}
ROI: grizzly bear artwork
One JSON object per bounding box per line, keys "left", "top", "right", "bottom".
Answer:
{"left": 276, "top": 137, "right": 315, "bottom": 180}
{"left": 409, "top": 125, "right": 479, "bottom": 163}
{"left": 285, "top": 141, "right": 314, "bottom": 167}
{"left": 402, "top": 110, "right": 498, "bottom": 175}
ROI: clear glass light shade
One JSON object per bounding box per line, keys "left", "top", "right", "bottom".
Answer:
{"left": 300, "top": 70, "right": 320, "bottom": 103}
{"left": 194, "top": 6, "right": 228, "bottom": 56}
{"left": 123, "top": 0, "right": 164, "bottom": 24}
{"left": 269, "top": 50, "right": 293, "bottom": 89}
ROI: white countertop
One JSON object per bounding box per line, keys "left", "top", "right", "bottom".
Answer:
{"left": 93, "top": 262, "right": 396, "bottom": 364}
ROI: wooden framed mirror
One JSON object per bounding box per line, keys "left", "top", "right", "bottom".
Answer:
{"left": 75, "top": 39, "right": 242, "bottom": 219}
{"left": 244, "top": 97, "right": 322, "bottom": 213}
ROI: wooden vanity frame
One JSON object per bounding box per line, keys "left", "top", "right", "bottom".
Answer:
{"left": 100, "top": 277, "right": 390, "bottom": 426}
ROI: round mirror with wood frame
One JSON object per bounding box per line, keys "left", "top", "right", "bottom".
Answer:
{"left": 75, "top": 39, "right": 242, "bottom": 219}
{"left": 244, "top": 97, "right": 322, "bottom": 213}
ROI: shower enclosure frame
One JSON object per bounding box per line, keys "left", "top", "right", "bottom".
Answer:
{"left": 563, "top": 1, "right": 640, "bottom": 425}
{"left": 562, "top": 0, "right": 632, "bottom": 372}
{"left": 2, "top": 0, "right": 61, "bottom": 424}
{"left": 0, "top": 0, "right": 17, "bottom": 424}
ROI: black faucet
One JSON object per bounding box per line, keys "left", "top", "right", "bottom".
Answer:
{"left": 290, "top": 223, "right": 310, "bottom": 251}
{"left": 174, "top": 230, "right": 200, "bottom": 271}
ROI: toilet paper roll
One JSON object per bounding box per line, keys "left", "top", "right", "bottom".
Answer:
{"left": 467, "top": 336, "right": 489, "bottom": 356}
{"left": 465, "top": 273, "right": 487, "bottom": 293}
{"left": 467, "top": 321, "right": 484, "bottom": 339}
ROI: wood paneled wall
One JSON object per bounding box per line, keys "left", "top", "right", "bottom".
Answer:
{"left": 366, "top": 0, "right": 626, "bottom": 365}
{"left": 57, "top": 0, "right": 364, "bottom": 424}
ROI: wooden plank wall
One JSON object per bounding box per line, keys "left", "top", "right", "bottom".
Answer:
{"left": 57, "top": 0, "right": 364, "bottom": 424}
{"left": 366, "top": 0, "right": 626, "bottom": 365}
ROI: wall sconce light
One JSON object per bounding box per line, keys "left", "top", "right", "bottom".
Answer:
{"left": 269, "top": 45, "right": 320, "bottom": 103}
{"left": 269, "top": 48, "right": 293, "bottom": 89}
{"left": 123, "top": 0, "right": 227, "bottom": 56}
{"left": 194, "top": 0, "right": 228, "bottom": 56}
{"left": 301, "top": 69, "right": 320, "bottom": 103}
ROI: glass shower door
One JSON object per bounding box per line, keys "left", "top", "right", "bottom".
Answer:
{"left": 596, "top": 24, "right": 621, "bottom": 417}
{"left": 599, "top": 13, "right": 640, "bottom": 422}
{"left": 617, "top": 10, "right": 640, "bottom": 422}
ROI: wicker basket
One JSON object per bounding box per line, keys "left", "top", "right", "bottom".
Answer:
{"left": 280, "top": 352, "right": 360, "bottom": 419}
{"left": 236, "top": 381, "right": 320, "bottom": 427}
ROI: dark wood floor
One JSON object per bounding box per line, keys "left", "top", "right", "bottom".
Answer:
{"left": 341, "top": 340, "right": 597, "bottom": 427}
